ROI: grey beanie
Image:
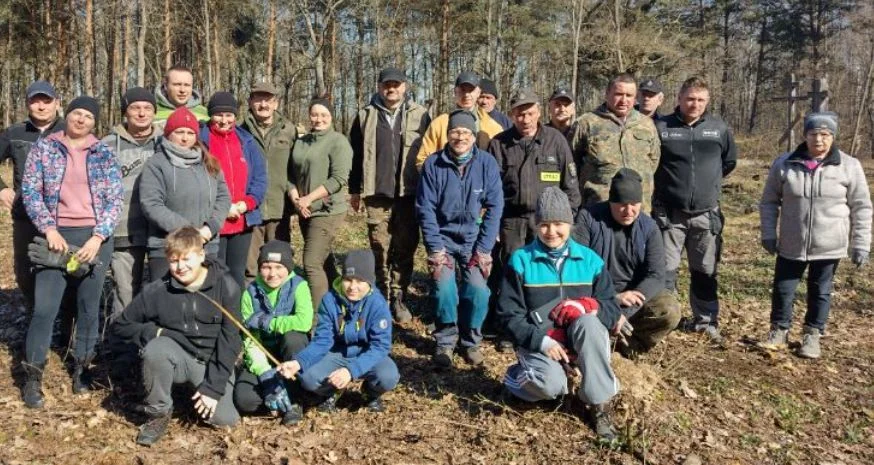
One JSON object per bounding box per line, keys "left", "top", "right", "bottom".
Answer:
{"left": 804, "top": 111, "right": 838, "bottom": 135}
{"left": 448, "top": 109, "right": 477, "bottom": 135}
{"left": 342, "top": 249, "right": 376, "bottom": 284}
{"left": 609, "top": 168, "right": 643, "bottom": 203}
{"left": 535, "top": 186, "right": 574, "bottom": 225}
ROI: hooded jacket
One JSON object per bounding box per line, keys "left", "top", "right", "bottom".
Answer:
{"left": 153, "top": 85, "right": 210, "bottom": 123}
{"left": 101, "top": 123, "right": 163, "bottom": 247}
{"left": 0, "top": 117, "right": 66, "bottom": 220}
{"left": 239, "top": 112, "right": 297, "bottom": 221}
{"left": 760, "top": 143, "right": 872, "bottom": 261}
{"left": 112, "top": 257, "right": 242, "bottom": 400}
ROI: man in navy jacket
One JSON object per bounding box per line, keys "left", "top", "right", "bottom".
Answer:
{"left": 416, "top": 110, "right": 504, "bottom": 367}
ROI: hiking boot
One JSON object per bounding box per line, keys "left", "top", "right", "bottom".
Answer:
{"left": 797, "top": 326, "right": 821, "bottom": 359}
{"left": 433, "top": 346, "right": 454, "bottom": 368}
{"left": 761, "top": 326, "right": 789, "bottom": 350}
{"left": 72, "top": 356, "right": 94, "bottom": 394}
{"left": 317, "top": 392, "right": 341, "bottom": 413}
{"left": 392, "top": 299, "right": 413, "bottom": 324}
{"left": 362, "top": 392, "right": 385, "bottom": 413}
{"left": 699, "top": 324, "right": 724, "bottom": 345}
{"left": 463, "top": 346, "right": 485, "bottom": 366}
{"left": 136, "top": 413, "right": 171, "bottom": 446}
{"left": 589, "top": 403, "right": 619, "bottom": 444}
{"left": 495, "top": 338, "right": 515, "bottom": 353}
{"left": 22, "top": 362, "right": 46, "bottom": 409}
{"left": 281, "top": 404, "right": 304, "bottom": 425}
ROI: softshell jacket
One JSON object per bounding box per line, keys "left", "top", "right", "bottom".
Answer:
{"left": 101, "top": 123, "right": 162, "bottom": 247}
{"left": 153, "top": 86, "right": 210, "bottom": 122}
{"left": 199, "top": 125, "right": 268, "bottom": 229}
{"left": 21, "top": 134, "right": 123, "bottom": 240}
{"left": 0, "top": 117, "right": 66, "bottom": 220}
{"left": 241, "top": 273, "right": 314, "bottom": 377}
{"left": 654, "top": 109, "right": 738, "bottom": 213}
{"left": 488, "top": 124, "right": 581, "bottom": 217}
{"left": 416, "top": 146, "right": 504, "bottom": 257}
{"left": 497, "top": 238, "right": 620, "bottom": 352}
{"left": 239, "top": 112, "right": 297, "bottom": 221}
{"left": 415, "top": 106, "right": 503, "bottom": 169}
{"left": 294, "top": 280, "right": 393, "bottom": 380}
{"left": 349, "top": 94, "right": 431, "bottom": 197}
{"left": 289, "top": 127, "right": 353, "bottom": 217}
{"left": 112, "top": 258, "right": 243, "bottom": 399}
{"left": 760, "top": 143, "right": 872, "bottom": 261}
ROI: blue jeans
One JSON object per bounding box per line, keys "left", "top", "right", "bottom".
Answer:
{"left": 770, "top": 256, "right": 839, "bottom": 333}
{"left": 431, "top": 253, "right": 490, "bottom": 350}
{"left": 298, "top": 352, "right": 399, "bottom": 397}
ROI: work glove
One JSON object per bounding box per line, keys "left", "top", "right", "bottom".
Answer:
{"left": 761, "top": 239, "right": 777, "bottom": 255}
{"left": 27, "top": 237, "right": 93, "bottom": 278}
{"left": 259, "top": 369, "right": 293, "bottom": 413}
{"left": 852, "top": 248, "right": 869, "bottom": 269}
{"left": 246, "top": 311, "right": 273, "bottom": 332}
{"left": 427, "top": 250, "right": 452, "bottom": 280}
{"left": 549, "top": 297, "right": 599, "bottom": 327}
{"left": 466, "top": 251, "right": 493, "bottom": 278}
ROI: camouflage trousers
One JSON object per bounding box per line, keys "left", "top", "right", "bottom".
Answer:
{"left": 364, "top": 196, "right": 419, "bottom": 303}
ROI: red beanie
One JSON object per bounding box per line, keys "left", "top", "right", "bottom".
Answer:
{"left": 164, "top": 107, "right": 199, "bottom": 136}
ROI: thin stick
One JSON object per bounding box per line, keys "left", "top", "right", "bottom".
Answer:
{"left": 196, "top": 291, "right": 283, "bottom": 367}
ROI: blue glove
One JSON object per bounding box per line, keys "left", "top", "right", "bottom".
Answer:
{"left": 259, "top": 369, "right": 292, "bottom": 412}
{"left": 246, "top": 311, "right": 274, "bottom": 332}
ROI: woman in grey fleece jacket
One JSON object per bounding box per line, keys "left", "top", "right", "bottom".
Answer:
{"left": 759, "top": 112, "right": 872, "bottom": 358}
{"left": 140, "top": 107, "right": 231, "bottom": 281}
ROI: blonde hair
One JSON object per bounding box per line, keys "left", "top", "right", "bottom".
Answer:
{"left": 165, "top": 226, "right": 204, "bottom": 257}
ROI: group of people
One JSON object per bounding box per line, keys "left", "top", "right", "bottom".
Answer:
{"left": 0, "top": 63, "right": 869, "bottom": 446}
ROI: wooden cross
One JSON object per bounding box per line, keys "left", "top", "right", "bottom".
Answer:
{"left": 773, "top": 74, "right": 808, "bottom": 151}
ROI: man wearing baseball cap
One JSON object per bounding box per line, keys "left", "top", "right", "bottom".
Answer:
{"left": 636, "top": 78, "right": 664, "bottom": 119}
{"left": 349, "top": 67, "right": 430, "bottom": 324}
{"left": 0, "top": 80, "right": 65, "bottom": 308}
{"left": 546, "top": 87, "right": 577, "bottom": 147}
{"left": 240, "top": 81, "right": 299, "bottom": 283}
{"left": 415, "top": 71, "right": 504, "bottom": 169}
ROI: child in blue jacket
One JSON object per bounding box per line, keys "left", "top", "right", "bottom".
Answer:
{"left": 279, "top": 249, "right": 398, "bottom": 412}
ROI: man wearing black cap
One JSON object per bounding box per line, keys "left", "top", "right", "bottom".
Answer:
{"left": 0, "top": 80, "right": 65, "bottom": 307}
{"left": 477, "top": 78, "right": 512, "bottom": 130}
{"left": 636, "top": 78, "right": 664, "bottom": 119}
{"left": 572, "top": 73, "right": 660, "bottom": 211}
{"left": 415, "top": 71, "right": 504, "bottom": 169}
{"left": 240, "top": 81, "right": 299, "bottom": 283}
{"left": 546, "top": 87, "right": 577, "bottom": 146}
{"left": 573, "top": 169, "right": 681, "bottom": 358}
{"left": 101, "top": 87, "right": 162, "bottom": 323}
{"left": 349, "top": 67, "right": 431, "bottom": 323}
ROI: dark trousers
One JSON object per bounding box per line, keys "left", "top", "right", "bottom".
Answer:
{"left": 233, "top": 331, "right": 310, "bottom": 413}
{"left": 26, "top": 226, "right": 113, "bottom": 364}
{"left": 220, "top": 231, "right": 253, "bottom": 288}
{"left": 13, "top": 217, "right": 40, "bottom": 307}
{"left": 770, "top": 256, "right": 839, "bottom": 333}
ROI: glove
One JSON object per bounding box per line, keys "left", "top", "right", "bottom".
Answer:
{"left": 467, "top": 251, "right": 493, "bottom": 278}
{"left": 549, "top": 297, "right": 599, "bottom": 327}
{"left": 427, "top": 250, "right": 452, "bottom": 280}
{"left": 852, "top": 248, "right": 869, "bottom": 268}
{"left": 259, "top": 369, "right": 293, "bottom": 413}
{"left": 27, "top": 237, "right": 93, "bottom": 278}
{"left": 246, "top": 311, "right": 273, "bottom": 332}
{"left": 761, "top": 239, "right": 777, "bottom": 255}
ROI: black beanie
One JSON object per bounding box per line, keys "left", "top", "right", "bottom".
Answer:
{"left": 609, "top": 168, "right": 643, "bottom": 203}
{"left": 342, "top": 249, "right": 376, "bottom": 284}
{"left": 258, "top": 240, "right": 294, "bottom": 272}
{"left": 208, "top": 91, "right": 238, "bottom": 116}
{"left": 480, "top": 78, "right": 499, "bottom": 98}
{"left": 121, "top": 87, "right": 157, "bottom": 113}
{"left": 66, "top": 96, "right": 100, "bottom": 121}
{"left": 448, "top": 109, "right": 477, "bottom": 135}
{"left": 309, "top": 97, "right": 334, "bottom": 117}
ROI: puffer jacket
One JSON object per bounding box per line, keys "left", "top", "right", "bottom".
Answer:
{"left": 760, "top": 143, "right": 872, "bottom": 261}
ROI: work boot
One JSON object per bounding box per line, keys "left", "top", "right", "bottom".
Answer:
{"left": 699, "top": 324, "right": 724, "bottom": 345}
{"left": 362, "top": 391, "right": 385, "bottom": 413}
{"left": 761, "top": 325, "right": 789, "bottom": 350}
{"left": 281, "top": 404, "right": 304, "bottom": 425}
{"left": 392, "top": 297, "right": 413, "bottom": 324}
{"left": 463, "top": 346, "right": 485, "bottom": 366}
{"left": 495, "top": 338, "right": 515, "bottom": 353}
{"left": 136, "top": 413, "right": 171, "bottom": 446}
{"left": 72, "top": 355, "right": 94, "bottom": 394}
{"left": 589, "top": 403, "right": 619, "bottom": 444}
{"left": 22, "top": 362, "right": 46, "bottom": 409}
{"left": 317, "top": 392, "right": 341, "bottom": 413}
{"left": 432, "top": 346, "right": 454, "bottom": 368}
{"left": 797, "top": 326, "right": 821, "bottom": 359}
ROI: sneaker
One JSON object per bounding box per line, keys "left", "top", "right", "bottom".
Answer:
{"left": 589, "top": 404, "right": 619, "bottom": 444}
{"left": 281, "top": 404, "right": 303, "bottom": 425}
{"left": 433, "top": 347, "right": 454, "bottom": 368}
{"left": 797, "top": 326, "right": 821, "bottom": 359}
{"left": 136, "top": 413, "right": 171, "bottom": 446}
{"left": 463, "top": 346, "right": 485, "bottom": 366}
{"left": 496, "top": 339, "right": 515, "bottom": 353}
{"left": 317, "top": 393, "right": 341, "bottom": 413}
{"left": 392, "top": 300, "right": 413, "bottom": 324}
{"left": 760, "top": 326, "right": 789, "bottom": 350}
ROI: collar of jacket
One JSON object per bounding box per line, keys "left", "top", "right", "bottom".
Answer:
{"left": 508, "top": 124, "right": 544, "bottom": 144}
{"left": 667, "top": 107, "right": 710, "bottom": 126}
{"left": 594, "top": 103, "right": 642, "bottom": 126}
{"left": 154, "top": 84, "right": 204, "bottom": 110}
{"left": 243, "top": 111, "right": 288, "bottom": 136}
{"left": 167, "top": 256, "right": 224, "bottom": 292}
{"left": 111, "top": 123, "right": 162, "bottom": 144}
{"left": 369, "top": 93, "right": 407, "bottom": 116}
{"left": 530, "top": 237, "right": 587, "bottom": 263}
{"left": 786, "top": 142, "right": 842, "bottom": 166}
{"left": 26, "top": 116, "right": 64, "bottom": 133}
{"left": 436, "top": 145, "right": 483, "bottom": 168}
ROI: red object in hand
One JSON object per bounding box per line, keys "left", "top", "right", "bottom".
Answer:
{"left": 546, "top": 328, "right": 578, "bottom": 362}
{"left": 549, "top": 297, "right": 599, "bottom": 327}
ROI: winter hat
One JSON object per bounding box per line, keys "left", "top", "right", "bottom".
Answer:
{"left": 804, "top": 111, "right": 838, "bottom": 136}
{"left": 66, "top": 96, "right": 100, "bottom": 121}
{"left": 535, "top": 186, "right": 574, "bottom": 225}
{"left": 480, "top": 78, "right": 499, "bottom": 98}
{"left": 609, "top": 168, "right": 643, "bottom": 203}
{"left": 257, "top": 240, "right": 294, "bottom": 272}
{"left": 342, "top": 249, "right": 376, "bottom": 284}
{"left": 121, "top": 87, "right": 157, "bottom": 113}
{"left": 207, "top": 91, "right": 238, "bottom": 116}
{"left": 448, "top": 109, "right": 477, "bottom": 135}
{"left": 309, "top": 97, "right": 334, "bottom": 117}
{"left": 163, "top": 107, "right": 199, "bottom": 135}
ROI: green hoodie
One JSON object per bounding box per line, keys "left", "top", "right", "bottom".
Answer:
{"left": 153, "top": 85, "right": 210, "bottom": 122}
{"left": 241, "top": 273, "right": 314, "bottom": 376}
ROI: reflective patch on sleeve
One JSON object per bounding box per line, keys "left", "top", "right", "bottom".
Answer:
{"left": 540, "top": 171, "right": 561, "bottom": 182}
{"left": 379, "top": 319, "right": 388, "bottom": 329}
{"left": 568, "top": 162, "right": 577, "bottom": 178}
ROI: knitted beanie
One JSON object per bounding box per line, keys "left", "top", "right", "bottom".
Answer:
{"left": 257, "top": 240, "right": 294, "bottom": 272}
{"left": 164, "top": 107, "right": 199, "bottom": 135}
{"left": 342, "top": 249, "right": 376, "bottom": 284}
{"left": 121, "top": 87, "right": 157, "bottom": 113}
{"left": 207, "top": 91, "right": 238, "bottom": 116}
{"left": 609, "top": 168, "right": 643, "bottom": 203}
{"left": 66, "top": 96, "right": 100, "bottom": 121}
{"left": 535, "top": 186, "right": 574, "bottom": 225}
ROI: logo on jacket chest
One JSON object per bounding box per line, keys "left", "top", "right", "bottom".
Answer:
{"left": 701, "top": 129, "right": 720, "bottom": 138}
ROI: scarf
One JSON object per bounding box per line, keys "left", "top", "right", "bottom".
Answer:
{"left": 162, "top": 139, "right": 203, "bottom": 168}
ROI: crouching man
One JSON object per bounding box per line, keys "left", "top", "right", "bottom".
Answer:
{"left": 497, "top": 187, "right": 621, "bottom": 442}
{"left": 112, "top": 226, "right": 242, "bottom": 446}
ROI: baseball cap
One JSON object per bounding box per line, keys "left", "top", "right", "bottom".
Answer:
{"left": 454, "top": 71, "right": 480, "bottom": 88}
{"left": 27, "top": 80, "right": 58, "bottom": 100}
{"left": 378, "top": 67, "right": 407, "bottom": 83}
{"left": 549, "top": 87, "right": 574, "bottom": 103}
{"left": 638, "top": 78, "right": 663, "bottom": 94}
{"left": 509, "top": 88, "right": 539, "bottom": 110}
{"left": 250, "top": 81, "right": 280, "bottom": 96}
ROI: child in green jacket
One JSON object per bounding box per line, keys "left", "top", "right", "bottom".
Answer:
{"left": 233, "top": 240, "right": 313, "bottom": 425}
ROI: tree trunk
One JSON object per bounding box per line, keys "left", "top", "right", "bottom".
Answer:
{"left": 121, "top": 2, "right": 132, "bottom": 93}
{"left": 266, "top": 0, "right": 276, "bottom": 81}
{"left": 163, "top": 0, "right": 172, "bottom": 70}
{"left": 851, "top": 42, "right": 874, "bottom": 156}
{"left": 355, "top": 13, "right": 365, "bottom": 109}
{"left": 3, "top": 20, "right": 11, "bottom": 127}
{"left": 720, "top": 4, "right": 733, "bottom": 119}
{"left": 203, "top": 0, "right": 213, "bottom": 94}
{"left": 438, "top": 0, "right": 450, "bottom": 112}
{"left": 613, "top": 0, "right": 623, "bottom": 71}
{"left": 136, "top": 0, "right": 147, "bottom": 87}
{"left": 107, "top": 1, "right": 121, "bottom": 128}
{"left": 748, "top": 17, "right": 769, "bottom": 133}
{"left": 84, "top": 0, "right": 94, "bottom": 95}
